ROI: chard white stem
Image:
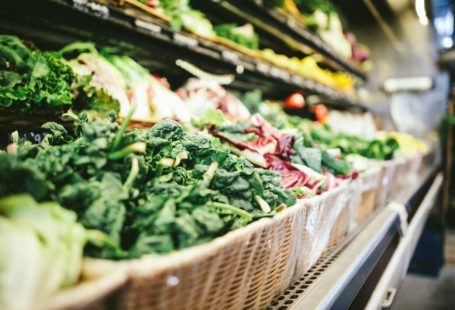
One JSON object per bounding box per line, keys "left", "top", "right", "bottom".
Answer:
{"left": 124, "top": 157, "right": 139, "bottom": 191}
{"left": 61, "top": 110, "right": 79, "bottom": 122}
{"left": 203, "top": 162, "right": 219, "bottom": 185}
{"left": 208, "top": 202, "right": 252, "bottom": 221}
{"left": 129, "top": 142, "right": 146, "bottom": 153}
{"left": 108, "top": 142, "right": 146, "bottom": 160}
{"left": 173, "top": 150, "right": 189, "bottom": 167}
{"left": 255, "top": 195, "right": 271, "bottom": 213}
{"left": 159, "top": 158, "right": 175, "bottom": 167}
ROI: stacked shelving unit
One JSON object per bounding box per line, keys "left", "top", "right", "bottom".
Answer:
{"left": 0, "top": 0, "right": 369, "bottom": 110}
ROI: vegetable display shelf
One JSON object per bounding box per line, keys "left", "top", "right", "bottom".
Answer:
{"left": 0, "top": 0, "right": 367, "bottom": 112}
{"left": 191, "top": 0, "right": 367, "bottom": 81}
{"left": 267, "top": 163, "right": 442, "bottom": 310}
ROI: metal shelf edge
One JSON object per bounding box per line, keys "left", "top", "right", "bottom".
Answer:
{"left": 288, "top": 207, "right": 400, "bottom": 309}
{"left": 365, "top": 173, "right": 444, "bottom": 310}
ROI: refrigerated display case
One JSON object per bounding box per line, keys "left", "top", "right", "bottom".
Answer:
{"left": 0, "top": 0, "right": 444, "bottom": 309}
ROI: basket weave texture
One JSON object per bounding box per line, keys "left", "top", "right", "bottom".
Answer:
{"left": 292, "top": 185, "right": 348, "bottom": 281}
{"left": 123, "top": 216, "right": 295, "bottom": 310}
{"left": 42, "top": 157, "right": 425, "bottom": 310}
{"left": 354, "top": 167, "right": 382, "bottom": 226}
{"left": 79, "top": 185, "right": 347, "bottom": 310}
{"left": 375, "top": 159, "right": 400, "bottom": 209}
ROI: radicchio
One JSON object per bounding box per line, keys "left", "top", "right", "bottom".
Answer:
{"left": 322, "top": 171, "right": 339, "bottom": 192}
{"left": 336, "top": 170, "right": 359, "bottom": 180}
{"left": 213, "top": 114, "right": 295, "bottom": 159}
{"left": 250, "top": 114, "right": 295, "bottom": 159}
{"left": 211, "top": 129, "right": 276, "bottom": 154}
{"left": 264, "top": 154, "right": 309, "bottom": 189}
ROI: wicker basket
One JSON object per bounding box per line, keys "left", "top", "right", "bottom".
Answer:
{"left": 326, "top": 203, "right": 350, "bottom": 252}
{"left": 323, "top": 167, "right": 384, "bottom": 251}
{"left": 82, "top": 185, "right": 349, "bottom": 310}
{"left": 387, "top": 158, "right": 409, "bottom": 199}
{"left": 355, "top": 167, "right": 382, "bottom": 226}
{"left": 104, "top": 211, "right": 301, "bottom": 310}
{"left": 375, "top": 159, "right": 400, "bottom": 209}
{"left": 292, "top": 185, "right": 349, "bottom": 281}
{"left": 394, "top": 154, "right": 424, "bottom": 191}
{"left": 36, "top": 260, "right": 128, "bottom": 310}
{"left": 324, "top": 178, "right": 362, "bottom": 254}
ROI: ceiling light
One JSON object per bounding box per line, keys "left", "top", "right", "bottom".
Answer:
{"left": 415, "top": 0, "right": 429, "bottom": 25}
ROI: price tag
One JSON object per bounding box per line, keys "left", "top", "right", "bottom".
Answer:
{"left": 291, "top": 75, "right": 304, "bottom": 85}
{"left": 287, "top": 19, "right": 297, "bottom": 28}
{"left": 326, "top": 88, "right": 336, "bottom": 97}
{"left": 314, "top": 83, "right": 324, "bottom": 94}
{"left": 135, "top": 19, "right": 161, "bottom": 34}
{"left": 173, "top": 33, "right": 198, "bottom": 48}
{"left": 269, "top": 67, "right": 290, "bottom": 81}
{"left": 72, "top": 0, "right": 109, "bottom": 19}
{"left": 221, "top": 50, "right": 239, "bottom": 63}
{"left": 256, "top": 62, "right": 270, "bottom": 75}
{"left": 306, "top": 79, "right": 316, "bottom": 89}
{"left": 2, "top": 129, "right": 46, "bottom": 145}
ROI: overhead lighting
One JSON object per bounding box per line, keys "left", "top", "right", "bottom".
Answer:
{"left": 383, "top": 76, "right": 433, "bottom": 93}
{"left": 415, "top": 0, "right": 429, "bottom": 25}
{"left": 442, "top": 37, "right": 454, "bottom": 49}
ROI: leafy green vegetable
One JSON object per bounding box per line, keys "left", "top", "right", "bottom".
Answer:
{"left": 292, "top": 137, "right": 322, "bottom": 172}
{"left": 241, "top": 89, "right": 263, "bottom": 114}
{"left": 263, "top": 0, "right": 285, "bottom": 9}
{"left": 214, "top": 23, "right": 260, "bottom": 49}
{"left": 104, "top": 54, "right": 150, "bottom": 89}
{"left": 158, "top": 0, "right": 190, "bottom": 29}
{"left": 295, "top": 0, "right": 337, "bottom": 15}
{"left": 180, "top": 10, "right": 215, "bottom": 37}
{"left": 320, "top": 150, "right": 351, "bottom": 175}
{"left": 0, "top": 115, "right": 295, "bottom": 259}
{"left": 139, "top": 0, "right": 214, "bottom": 35}
{"left": 0, "top": 35, "right": 30, "bottom": 71}
{"left": 74, "top": 80, "right": 121, "bottom": 114}
{"left": 59, "top": 41, "right": 98, "bottom": 58}
{"left": 252, "top": 99, "right": 397, "bottom": 162}
{"left": 0, "top": 194, "right": 102, "bottom": 309}
{"left": 0, "top": 35, "right": 75, "bottom": 113}
{"left": 63, "top": 45, "right": 129, "bottom": 115}
{"left": 310, "top": 124, "right": 398, "bottom": 160}
{"left": 191, "top": 109, "right": 226, "bottom": 128}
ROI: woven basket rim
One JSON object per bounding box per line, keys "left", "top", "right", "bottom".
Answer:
{"left": 360, "top": 166, "right": 382, "bottom": 177}
{"left": 38, "top": 261, "right": 128, "bottom": 310}
{"left": 85, "top": 185, "right": 349, "bottom": 278}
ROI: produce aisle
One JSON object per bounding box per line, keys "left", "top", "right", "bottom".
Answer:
{"left": 0, "top": 1, "right": 442, "bottom": 309}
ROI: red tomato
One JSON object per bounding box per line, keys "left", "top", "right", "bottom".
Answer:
{"left": 284, "top": 93, "right": 305, "bottom": 109}
{"left": 146, "top": 0, "right": 158, "bottom": 8}
{"left": 311, "top": 104, "right": 328, "bottom": 122}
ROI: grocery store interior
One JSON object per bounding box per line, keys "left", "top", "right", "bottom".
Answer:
{"left": 1, "top": 0, "right": 455, "bottom": 309}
